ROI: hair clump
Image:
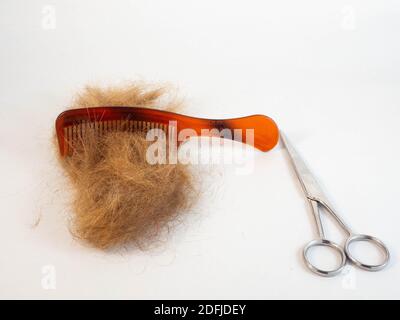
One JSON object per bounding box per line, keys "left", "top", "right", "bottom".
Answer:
{"left": 59, "top": 83, "right": 197, "bottom": 250}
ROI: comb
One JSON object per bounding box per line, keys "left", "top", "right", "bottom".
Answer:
{"left": 55, "top": 106, "right": 279, "bottom": 157}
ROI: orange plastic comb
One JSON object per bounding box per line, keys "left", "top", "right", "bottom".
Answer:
{"left": 55, "top": 106, "right": 279, "bottom": 157}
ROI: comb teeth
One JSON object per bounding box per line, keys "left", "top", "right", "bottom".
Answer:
{"left": 63, "top": 120, "right": 169, "bottom": 155}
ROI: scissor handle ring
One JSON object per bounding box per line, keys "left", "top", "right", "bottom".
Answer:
{"left": 303, "top": 239, "right": 347, "bottom": 277}
{"left": 344, "top": 234, "right": 390, "bottom": 271}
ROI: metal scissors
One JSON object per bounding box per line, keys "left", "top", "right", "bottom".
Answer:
{"left": 280, "top": 132, "right": 390, "bottom": 277}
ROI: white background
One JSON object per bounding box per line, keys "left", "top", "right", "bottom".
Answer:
{"left": 0, "top": 0, "right": 399, "bottom": 299}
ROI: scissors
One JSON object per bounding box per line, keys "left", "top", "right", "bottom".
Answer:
{"left": 280, "top": 132, "right": 390, "bottom": 277}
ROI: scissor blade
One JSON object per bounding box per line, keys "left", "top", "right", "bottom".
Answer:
{"left": 280, "top": 132, "right": 325, "bottom": 200}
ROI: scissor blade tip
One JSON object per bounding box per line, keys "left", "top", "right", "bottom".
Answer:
{"left": 279, "top": 131, "right": 289, "bottom": 146}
